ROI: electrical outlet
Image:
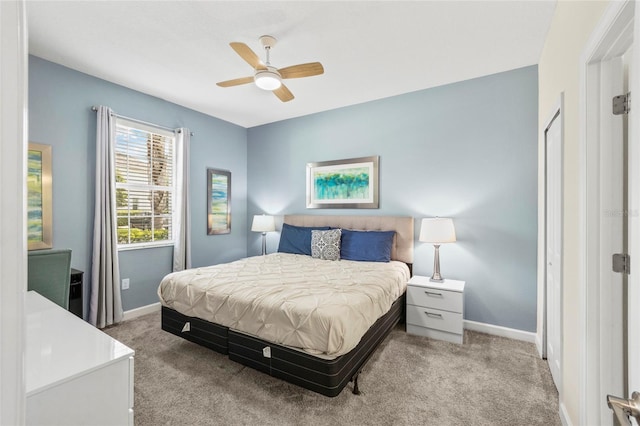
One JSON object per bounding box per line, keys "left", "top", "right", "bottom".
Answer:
{"left": 121, "top": 278, "right": 130, "bottom": 290}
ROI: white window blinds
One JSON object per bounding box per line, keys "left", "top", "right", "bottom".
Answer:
{"left": 114, "top": 118, "right": 175, "bottom": 247}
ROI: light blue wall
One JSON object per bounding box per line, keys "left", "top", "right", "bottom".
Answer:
{"left": 29, "top": 55, "right": 538, "bottom": 332}
{"left": 29, "top": 56, "right": 248, "bottom": 315}
{"left": 247, "top": 66, "right": 538, "bottom": 332}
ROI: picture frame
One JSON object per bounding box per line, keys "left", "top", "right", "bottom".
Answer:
{"left": 306, "top": 155, "right": 379, "bottom": 209}
{"left": 207, "top": 168, "right": 231, "bottom": 235}
{"left": 28, "top": 142, "right": 53, "bottom": 250}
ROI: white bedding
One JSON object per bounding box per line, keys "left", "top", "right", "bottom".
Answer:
{"left": 158, "top": 253, "right": 410, "bottom": 358}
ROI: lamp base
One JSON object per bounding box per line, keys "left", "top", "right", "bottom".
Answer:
{"left": 430, "top": 244, "right": 444, "bottom": 283}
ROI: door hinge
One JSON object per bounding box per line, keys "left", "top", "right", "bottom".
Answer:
{"left": 613, "top": 253, "right": 630, "bottom": 274}
{"left": 613, "top": 92, "right": 631, "bottom": 115}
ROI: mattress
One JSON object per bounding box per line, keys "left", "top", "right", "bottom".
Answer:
{"left": 158, "top": 253, "right": 410, "bottom": 358}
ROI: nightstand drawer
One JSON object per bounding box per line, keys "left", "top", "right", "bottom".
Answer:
{"left": 407, "top": 285, "right": 462, "bottom": 313}
{"left": 406, "top": 304, "right": 462, "bottom": 334}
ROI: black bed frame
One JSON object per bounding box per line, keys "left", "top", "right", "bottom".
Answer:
{"left": 161, "top": 292, "right": 406, "bottom": 397}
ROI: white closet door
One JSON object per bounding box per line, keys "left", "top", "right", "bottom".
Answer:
{"left": 545, "top": 106, "right": 562, "bottom": 391}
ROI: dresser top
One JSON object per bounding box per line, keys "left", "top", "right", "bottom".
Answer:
{"left": 407, "top": 275, "right": 465, "bottom": 292}
{"left": 26, "top": 291, "right": 134, "bottom": 396}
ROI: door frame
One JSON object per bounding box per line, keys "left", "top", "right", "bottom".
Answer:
{"left": 0, "top": 0, "right": 28, "bottom": 424}
{"left": 579, "top": 0, "right": 635, "bottom": 424}
{"left": 542, "top": 94, "right": 564, "bottom": 395}
{"left": 629, "top": 0, "right": 640, "bottom": 401}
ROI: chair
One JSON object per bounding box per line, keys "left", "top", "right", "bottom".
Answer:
{"left": 28, "top": 248, "right": 72, "bottom": 310}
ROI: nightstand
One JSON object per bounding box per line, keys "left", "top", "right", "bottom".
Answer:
{"left": 406, "top": 275, "right": 465, "bottom": 344}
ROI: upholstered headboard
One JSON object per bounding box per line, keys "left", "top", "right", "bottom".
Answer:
{"left": 283, "top": 215, "right": 414, "bottom": 265}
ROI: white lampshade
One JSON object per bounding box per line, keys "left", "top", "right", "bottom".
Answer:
{"left": 419, "top": 218, "right": 456, "bottom": 244}
{"left": 251, "top": 214, "right": 275, "bottom": 233}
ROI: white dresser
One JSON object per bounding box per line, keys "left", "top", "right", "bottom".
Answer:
{"left": 26, "top": 291, "right": 135, "bottom": 425}
{"left": 406, "top": 276, "right": 465, "bottom": 344}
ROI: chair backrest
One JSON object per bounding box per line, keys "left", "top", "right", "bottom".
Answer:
{"left": 28, "top": 249, "right": 72, "bottom": 309}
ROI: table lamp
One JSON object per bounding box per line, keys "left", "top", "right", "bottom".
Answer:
{"left": 251, "top": 214, "right": 275, "bottom": 255}
{"left": 419, "top": 217, "right": 456, "bottom": 282}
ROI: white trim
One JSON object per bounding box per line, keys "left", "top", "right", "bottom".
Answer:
{"left": 0, "top": 1, "right": 27, "bottom": 423}
{"left": 578, "top": 45, "right": 589, "bottom": 426}
{"left": 559, "top": 401, "right": 573, "bottom": 426}
{"left": 536, "top": 334, "right": 544, "bottom": 358}
{"left": 117, "top": 241, "right": 174, "bottom": 252}
{"left": 628, "top": 1, "right": 640, "bottom": 399}
{"left": 463, "top": 320, "right": 536, "bottom": 343}
{"left": 579, "top": 1, "right": 634, "bottom": 425}
{"left": 122, "top": 302, "right": 161, "bottom": 321}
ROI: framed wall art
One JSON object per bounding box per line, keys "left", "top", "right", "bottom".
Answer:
{"left": 28, "top": 142, "right": 53, "bottom": 250}
{"left": 306, "top": 155, "right": 379, "bottom": 209}
{"left": 207, "top": 168, "right": 231, "bottom": 234}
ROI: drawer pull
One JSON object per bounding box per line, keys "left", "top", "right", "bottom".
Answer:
{"left": 424, "top": 311, "right": 443, "bottom": 319}
{"left": 425, "top": 291, "right": 443, "bottom": 297}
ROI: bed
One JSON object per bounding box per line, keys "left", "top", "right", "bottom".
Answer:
{"left": 158, "top": 215, "right": 414, "bottom": 397}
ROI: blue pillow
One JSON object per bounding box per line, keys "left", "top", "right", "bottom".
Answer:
{"left": 340, "top": 229, "right": 396, "bottom": 262}
{"left": 277, "top": 223, "right": 331, "bottom": 256}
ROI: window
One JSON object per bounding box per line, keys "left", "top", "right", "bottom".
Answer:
{"left": 114, "top": 118, "right": 175, "bottom": 248}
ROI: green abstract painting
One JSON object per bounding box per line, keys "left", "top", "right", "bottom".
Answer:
{"left": 313, "top": 167, "right": 370, "bottom": 201}
{"left": 306, "top": 156, "right": 379, "bottom": 209}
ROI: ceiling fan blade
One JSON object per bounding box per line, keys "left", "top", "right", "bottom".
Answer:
{"left": 216, "top": 76, "right": 254, "bottom": 87}
{"left": 229, "top": 42, "right": 266, "bottom": 70}
{"left": 273, "top": 84, "right": 294, "bottom": 102}
{"left": 279, "top": 62, "right": 324, "bottom": 79}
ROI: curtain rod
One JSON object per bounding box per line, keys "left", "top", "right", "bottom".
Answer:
{"left": 91, "top": 106, "right": 194, "bottom": 136}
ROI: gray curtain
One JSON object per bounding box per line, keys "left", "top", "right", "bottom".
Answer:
{"left": 90, "top": 106, "right": 123, "bottom": 328}
{"left": 173, "top": 128, "right": 191, "bottom": 271}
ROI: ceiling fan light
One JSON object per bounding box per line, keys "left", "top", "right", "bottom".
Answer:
{"left": 255, "top": 71, "right": 282, "bottom": 90}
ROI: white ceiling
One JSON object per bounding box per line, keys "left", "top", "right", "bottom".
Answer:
{"left": 27, "top": 1, "right": 556, "bottom": 128}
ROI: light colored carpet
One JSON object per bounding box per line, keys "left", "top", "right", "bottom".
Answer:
{"left": 105, "top": 311, "right": 560, "bottom": 426}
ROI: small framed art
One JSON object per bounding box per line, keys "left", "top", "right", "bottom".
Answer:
{"left": 207, "top": 168, "right": 231, "bottom": 235}
{"left": 27, "top": 142, "right": 53, "bottom": 250}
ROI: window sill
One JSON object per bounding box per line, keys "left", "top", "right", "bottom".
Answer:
{"left": 117, "top": 242, "right": 174, "bottom": 252}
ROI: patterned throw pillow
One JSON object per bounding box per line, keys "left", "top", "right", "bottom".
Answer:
{"left": 311, "top": 229, "right": 342, "bottom": 261}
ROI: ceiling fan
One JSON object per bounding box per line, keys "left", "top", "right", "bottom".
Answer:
{"left": 216, "top": 35, "right": 324, "bottom": 102}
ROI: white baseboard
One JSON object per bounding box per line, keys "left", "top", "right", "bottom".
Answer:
{"left": 123, "top": 302, "right": 161, "bottom": 321}
{"left": 559, "top": 401, "right": 572, "bottom": 426}
{"left": 535, "top": 334, "right": 544, "bottom": 358}
{"left": 464, "top": 319, "right": 537, "bottom": 343}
